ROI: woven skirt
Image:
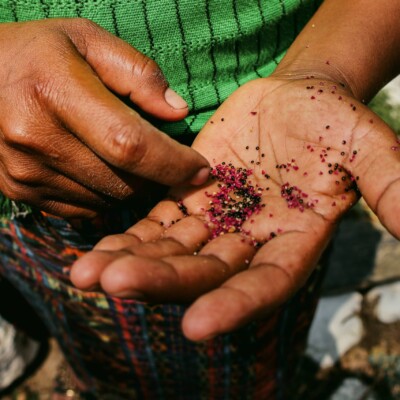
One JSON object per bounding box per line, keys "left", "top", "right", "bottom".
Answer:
{"left": 0, "top": 210, "right": 324, "bottom": 399}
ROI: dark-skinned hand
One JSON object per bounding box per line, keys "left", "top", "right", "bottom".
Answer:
{"left": 71, "top": 77, "right": 400, "bottom": 341}
{"left": 0, "top": 18, "right": 209, "bottom": 217}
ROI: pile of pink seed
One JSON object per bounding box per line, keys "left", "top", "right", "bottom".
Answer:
{"left": 204, "top": 163, "right": 264, "bottom": 239}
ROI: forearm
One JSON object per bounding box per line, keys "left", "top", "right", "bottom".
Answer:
{"left": 273, "top": 0, "right": 400, "bottom": 102}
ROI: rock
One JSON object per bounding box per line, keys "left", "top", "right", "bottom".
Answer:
{"left": 366, "top": 281, "right": 400, "bottom": 323}
{"left": 385, "top": 75, "right": 400, "bottom": 106}
{"left": 0, "top": 315, "right": 39, "bottom": 390}
{"left": 367, "top": 217, "right": 400, "bottom": 284}
{"left": 306, "top": 293, "right": 364, "bottom": 368}
{"left": 328, "top": 378, "right": 377, "bottom": 400}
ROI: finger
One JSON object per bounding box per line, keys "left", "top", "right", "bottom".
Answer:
{"left": 70, "top": 250, "right": 127, "bottom": 290}
{"left": 182, "top": 225, "right": 332, "bottom": 341}
{"left": 0, "top": 155, "right": 114, "bottom": 217}
{"left": 63, "top": 18, "right": 188, "bottom": 120}
{"left": 81, "top": 211, "right": 211, "bottom": 289}
{"left": 72, "top": 217, "right": 208, "bottom": 290}
{"left": 73, "top": 237, "right": 195, "bottom": 290}
{"left": 0, "top": 176, "right": 104, "bottom": 218}
{"left": 348, "top": 115, "right": 400, "bottom": 237}
{"left": 96, "top": 215, "right": 209, "bottom": 252}
{"left": 0, "top": 174, "right": 101, "bottom": 218}
{"left": 0, "top": 111, "right": 141, "bottom": 202}
{"left": 45, "top": 52, "right": 209, "bottom": 186}
{"left": 114, "top": 199, "right": 188, "bottom": 244}
{"left": 38, "top": 199, "right": 100, "bottom": 218}
{"left": 99, "top": 233, "right": 256, "bottom": 302}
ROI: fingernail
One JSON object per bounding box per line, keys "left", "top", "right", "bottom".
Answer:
{"left": 190, "top": 167, "right": 210, "bottom": 186}
{"left": 165, "top": 88, "right": 188, "bottom": 109}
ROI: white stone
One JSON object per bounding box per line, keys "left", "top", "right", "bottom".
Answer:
{"left": 0, "top": 316, "right": 39, "bottom": 389}
{"left": 306, "top": 293, "right": 364, "bottom": 368}
{"left": 385, "top": 75, "right": 400, "bottom": 106}
{"left": 329, "top": 378, "right": 377, "bottom": 400}
{"left": 366, "top": 281, "right": 400, "bottom": 324}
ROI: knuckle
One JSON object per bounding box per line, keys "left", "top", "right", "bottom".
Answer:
{"left": 1, "top": 179, "right": 28, "bottom": 203}
{"left": 104, "top": 121, "right": 147, "bottom": 168}
{"left": 32, "top": 75, "right": 62, "bottom": 105}
{"left": 2, "top": 123, "right": 31, "bottom": 147}
{"left": 74, "top": 17, "right": 99, "bottom": 29}
{"left": 131, "top": 54, "right": 166, "bottom": 88}
{"left": 62, "top": 18, "right": 104, "bottom": 54}
{"left": 1, "top": 118, "right": 54, "bottom": 152}
{"left": 32, "top": 76, "right": 52, "bottom": 98}
{"left": 5, "top": 163, "right": 34, "bottom": 184}
{"left": 65, "top": 17, "right": 101, "bottom": 35}
{"left": 32, "top": 75, "right": 72, "bottom": 120}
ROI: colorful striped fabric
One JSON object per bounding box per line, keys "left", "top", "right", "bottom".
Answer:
{"left": 0, "top": 211, "right": 325, "bottom": 399}
{"left": 0, "top": 0, "right": 326, "bottom": 398}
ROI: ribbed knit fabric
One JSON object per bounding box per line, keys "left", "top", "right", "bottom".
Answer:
{"left": 0, "top": 0, "right": 320, "bottom": 135}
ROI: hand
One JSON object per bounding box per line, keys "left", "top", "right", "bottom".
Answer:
{"left": 71, "top": 77, "right": 400, "bottom": 340}
{"left": 0, "top": 18, "right": 209, "bottom": 217}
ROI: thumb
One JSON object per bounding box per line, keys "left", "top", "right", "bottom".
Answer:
{"left": 62, "top": 18, "right": 188, "bottom": 121}
{"left": 348, "top": 115, "right": 400, "bottom": 239}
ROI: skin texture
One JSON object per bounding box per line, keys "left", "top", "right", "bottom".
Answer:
{"left": 71, "top": 76, "right": 400, "bottom": 341}
{"left": 0, "top": 18, "right": 209, "bottom": 217}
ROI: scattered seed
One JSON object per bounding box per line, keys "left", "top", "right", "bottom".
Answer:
{"left": 281, "top": 182, "right": 316, "bottom": 212}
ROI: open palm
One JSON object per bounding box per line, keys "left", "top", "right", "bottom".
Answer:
{"left": 71, "top": 77, "right": 400, "bottom": 341}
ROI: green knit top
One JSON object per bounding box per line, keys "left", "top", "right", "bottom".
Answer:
{"left": 0, "top": 0, "right": 321, "bottom": 135}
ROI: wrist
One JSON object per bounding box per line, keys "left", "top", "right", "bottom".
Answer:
{"left": 270, "top": 0, "right": 400, "bottom": 104}
{"left": 271, "top": 58, "right": 356, "bottom": 99}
